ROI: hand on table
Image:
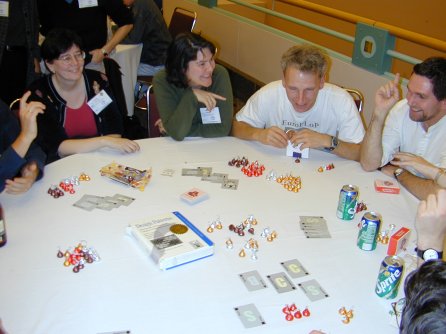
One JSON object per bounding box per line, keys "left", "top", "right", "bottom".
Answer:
{"left": 287, "top": 128, "right": 331, "bottom": 150}
{"left": 104, "top": 137, "right": 140, "bottom": 153}
{"left": 4, "top": 162, "right": 39, "bottom": 195}
{"left": 391, "top": 152, "right": 438, "bottom": 179}
{"left": 257, "top": 126, "right": 288, "bottom": 148}
{"left": 192, "top": 88, "right": 226, "bottom": 111}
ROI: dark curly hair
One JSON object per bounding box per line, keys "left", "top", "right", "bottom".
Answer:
{"left": 400, "top": 260, "right": 446, "bottom": 334}
{"left": 165, "top": 32, "right": 216, "bottom": 88}
{"left": 413, "top": 57, "right": 446, "bottom": 101}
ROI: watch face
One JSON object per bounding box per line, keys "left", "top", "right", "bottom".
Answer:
{"left": 423, "top": 249, "right": 440, "bottom": 260}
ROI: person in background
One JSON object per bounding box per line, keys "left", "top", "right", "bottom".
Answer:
{"left": 0, "top": 0, "right": 40, "bottom": 106}
{"left": 360, "top": 57, "right": 446, "bottom": 200}
{"left": 27, "top": 28, "right": 139, "bottom": 164}
{"left": 37, "top": 0, "right": 133, "bottom": 67}
{"left": 121, "top": 0, "right": 171, "bottom": 77}
{"left": 153, "top": 32, "right": 233, "bottom": 140}
{"left": 0, "top": 92, "right": 46, "bottom": 194}
{"left": 232, "top": 44, "right": 364, "bottom": 161}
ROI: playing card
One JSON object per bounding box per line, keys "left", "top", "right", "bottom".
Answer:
{"left": 112, "top": 193, "right": 135, "bottom": 206}
{"left": 267, "top": 272, "right": 296, "bottom": 293}
{"left": 281, "top": 259, "right": 309, "bottom": 278}
{"left": 202, "top": 173, "right": 228, "bottom": 183}
{"left": 197, "top": 166, "right": 213, "bottom": 177}
{"left": 103, "top": 196, "right": 122, "bottom": 208}
{"left": 180, "top": 188, "right": 209, "bottom": 205}
{"left": 299, "top": 279, "right": 329, "bottom": 301}
{"left": 239, "top": 271, "right": 268, "bottom": 292}
{"left": 73, "top": 199, "right": 97, "bottom": 211}
{"left": 222, "top": 179, "right": 239, "bottom": 190}
{"left": 234, "top": 304, "right": 266, "bottom": 328}
{"left": 161, "top": 168, "right": 175, "bottom": 177}
{"left": 181, "top": 168, "right": 200, "bottom": 176}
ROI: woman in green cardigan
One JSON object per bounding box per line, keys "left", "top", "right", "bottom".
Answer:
{"left": 153, "top": 32, "right": 233, "bottom": 140}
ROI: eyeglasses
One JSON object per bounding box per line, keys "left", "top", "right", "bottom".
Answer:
{"left": 56, "top": 51, "right": 86, "bottom": 64}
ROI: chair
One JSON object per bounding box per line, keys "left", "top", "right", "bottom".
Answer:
{"left": 168, "top": 7, "right": 197, "bottom": 39}
{"left": 146, "top": 85, "right": 162, "bottom": 138}
{"left": 344, "top": 87, "right": 364, "bottom": 113}
{"left": 134, "top": 8, "right": 197, "bottom": 97}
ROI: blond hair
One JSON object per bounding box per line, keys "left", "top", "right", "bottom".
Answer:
{"left": 280, "top": 44, "right": 328, "bottom": 78}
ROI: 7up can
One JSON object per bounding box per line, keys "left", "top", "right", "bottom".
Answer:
{"left": 336, "top": 185, "right": 358, "bottom": 220}
{"left": 375, "top": 255, "right": 404, "bottom": 299}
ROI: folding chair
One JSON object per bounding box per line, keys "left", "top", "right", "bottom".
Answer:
{"left": 134, "top": 8, "right": 197, "bottom": 97}
{"left": 344, "top": 87, "right": 364, "bottom": 113}
{"left": 168, "top": 7, "right": 197, "bottom": 39}
{"left": 146, "top": 85, "right": 163, "bottom": 138}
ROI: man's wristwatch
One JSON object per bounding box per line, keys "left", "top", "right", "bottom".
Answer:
{"left": 394, "top": 168, "right": 404, "bottom": 179}
{"left": 101, "top": 48, "right": 109, "bottom": 57}
{"left": 416, "top": 247, "right": 443, "bottom": 261}
{"left": 324, "top": 136, "right": 338, "bottom": 152}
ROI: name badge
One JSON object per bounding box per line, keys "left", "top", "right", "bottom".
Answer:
{"left": 200, "top": 107, "right": 221, "bottom": 124}
{"left": 88, "top": 90, "right": 112, "bottom": 115}
{"left": 78, "top": 0, "right": 98, "bottom": 8}
{"left": 0, "top": 1, "right": 9, "bottom": 17}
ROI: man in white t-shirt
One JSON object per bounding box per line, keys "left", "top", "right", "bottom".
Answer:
{"left": 360, "top": 57, "right": 446, "bottom": 200}
{"left": 232, "top": 44, "right": 365, "bottom": 161}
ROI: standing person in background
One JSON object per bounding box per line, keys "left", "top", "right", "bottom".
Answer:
{"left": 0, "top": 0, "right": 40, "bottom": 105}
{"left": 37, "top": 0, "right": 133, "bottom": 68}
{"left": 153, "top": 32, "right": 233, "bottom": 140}
{"left": 121, "top": 0, "right": 171, "bottom": 77}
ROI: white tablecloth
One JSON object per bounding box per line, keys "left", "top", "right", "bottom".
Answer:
{"left": 0, "top": 137, "right": 418, "bottom": 334}
{"left": 111, "top": 44, "right": 142, "bottom": 116}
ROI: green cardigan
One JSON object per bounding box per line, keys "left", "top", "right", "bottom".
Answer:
{"left": 153, "top": 64, "right": 233, "bottom": 141}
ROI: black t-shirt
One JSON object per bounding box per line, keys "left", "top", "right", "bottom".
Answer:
{"left": 38, "top": 0, "right": 133, "bottom": 52}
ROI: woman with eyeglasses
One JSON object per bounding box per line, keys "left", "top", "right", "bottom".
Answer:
{"left": 27, "top": 28, "right": 139, "bottom": 164}
{"left": 153, "top": 32, "right": 233, "bottom": 140}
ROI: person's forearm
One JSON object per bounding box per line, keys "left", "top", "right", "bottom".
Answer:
{"left": 360, "top": 113, "right": 386, "bottom": 171}
{"left": 397, "top": 171, "right": 442, "bottom": 200}
{"left": 11, "top": 133, "right": 33, "bottom": 158}
{"left": 333, "top": 141, "right": 361, "bottom": 161}
{"left": 103, "top": 24, "right": 133, "bottom": 54}
{"left": 57, "top": 135, "right": 121, "bottom": 157}
{"left": 231, "top": 120, "right": 262, "bottom": 142}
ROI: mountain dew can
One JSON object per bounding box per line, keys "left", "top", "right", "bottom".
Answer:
{"left": 336, "top": 185, "right": 358, "bottom": 220}
{"left": 375, "top": 255, "right": 404, "bottom": 299}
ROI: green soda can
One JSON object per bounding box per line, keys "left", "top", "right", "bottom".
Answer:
{"left": 375, "top": 255, "right": 404, "bottom": 299}
{"left": 336, "top": 185, "right": 358, "bottom": 220}
{"left": 357, "top": 212, "right": 381, "bottom": 251}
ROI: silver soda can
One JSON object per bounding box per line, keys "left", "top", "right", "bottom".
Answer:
{"left": 336, "top": 185, "right": 358, "bottom": 220}
{"left": 357, "top": 212, "right": 381, "bottom": 251}
{"left": 375, "top": 255, "right": 404, "bottom": 299}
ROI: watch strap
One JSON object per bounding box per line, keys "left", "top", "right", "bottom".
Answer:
{"left": 416, "top": 247, "right": 443, "bottom": 260}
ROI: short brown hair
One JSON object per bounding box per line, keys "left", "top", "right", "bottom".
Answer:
{"left": 280, "top": 44, "right": 328, "bottom": 78}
